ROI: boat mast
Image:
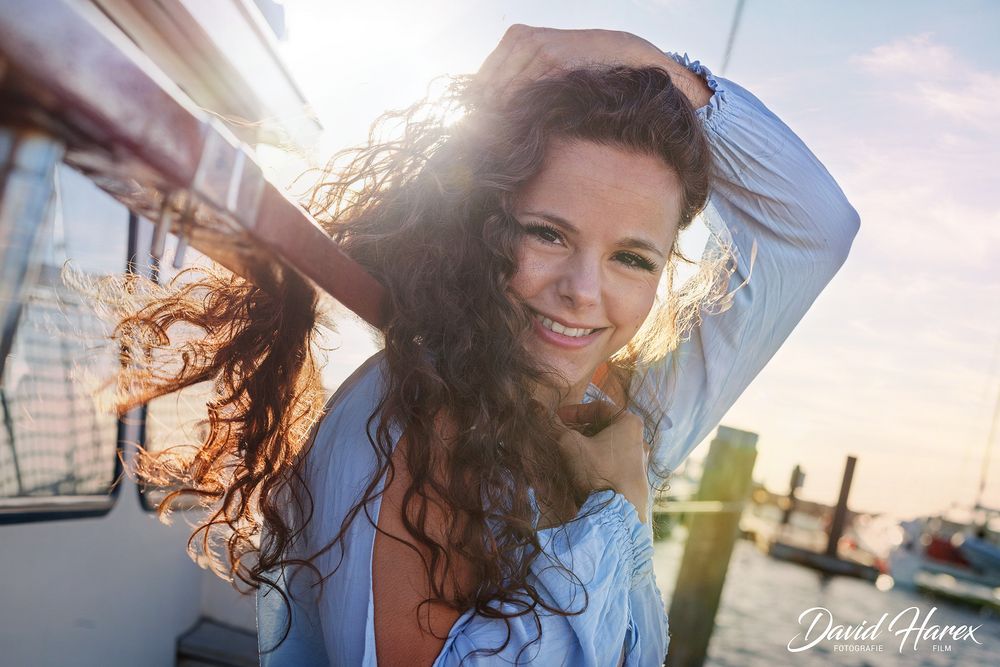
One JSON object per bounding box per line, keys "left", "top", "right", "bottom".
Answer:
{"left": 975, "top": 335, "right": 1000, "bottom": 516}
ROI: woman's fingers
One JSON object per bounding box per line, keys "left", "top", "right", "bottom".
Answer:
{"left": 476, "top": 25, "right": 579, "bottom": 102}
{"left": 491, "top": 39, "right": 547, "bottom": 96}
{"left": 553, "top": 404, "right": 651, "bottom": 512}
{"left": 475, "top": 24, "right": 533, "bottom": 96}
{"left": 493, "top": 49, "right": 552, "bottom": 100}
{"left": 556, "top": 400, "right": 620, "bottom": 433}
{"left": 552, "top": 426, "right": 593, "bottom": 493}
{"left": 475, "top": 23, "right": 526, "bottom": 80}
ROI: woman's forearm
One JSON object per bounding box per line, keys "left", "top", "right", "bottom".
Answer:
{"left": 637, "top": 55, "right": 861, "bottom": 477}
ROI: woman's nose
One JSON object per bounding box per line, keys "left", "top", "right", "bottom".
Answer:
{"left": 556, "top": 254, "right": 602, "bottom": 310}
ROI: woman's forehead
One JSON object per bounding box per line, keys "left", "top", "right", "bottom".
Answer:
{"left": 516, "top": 138, "right": 684, "bottom": 249}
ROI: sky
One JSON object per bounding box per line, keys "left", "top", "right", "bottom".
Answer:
{"left": 264, "top": 0, "right": 1000, "bottom": 521}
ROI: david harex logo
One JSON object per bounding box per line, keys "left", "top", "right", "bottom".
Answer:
{"left": 787, "top": 606, "right": 983, "bottom": 654}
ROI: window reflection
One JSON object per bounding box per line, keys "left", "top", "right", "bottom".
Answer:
{"left": 0, "top": 165, "right": 125, "bottom": 503}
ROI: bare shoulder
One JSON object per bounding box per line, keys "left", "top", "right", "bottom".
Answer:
{"left": 372, "top": 415, "right": 477, "bottom": 666}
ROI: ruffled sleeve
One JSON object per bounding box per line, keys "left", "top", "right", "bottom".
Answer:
{"left": 639, "top": 53, "right": 861, "bottom": 478}
{"left": 432, "top": 489, "right": 666, "bottom": 666}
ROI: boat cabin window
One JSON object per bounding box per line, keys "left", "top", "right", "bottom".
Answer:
{"left": 0, "top": 160, "right": 217, "bottom": 521}
{"left": 133, "top": 218, "right": 213, "bottom": 512}
{"left": 0, "top": 165, "right": 128, "bottom": 523}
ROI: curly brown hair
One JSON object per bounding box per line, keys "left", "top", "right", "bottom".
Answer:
{"left": 107, "top": 65, "right": 733, "bottom": 657}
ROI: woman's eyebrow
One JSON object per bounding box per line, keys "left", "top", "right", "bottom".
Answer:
{"left": 522, "top": 209, "right": 666, "bottom": 258}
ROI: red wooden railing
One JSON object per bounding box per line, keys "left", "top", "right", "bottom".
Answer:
{"left": 0, "top": 0, "right": 388, "bottom": 328}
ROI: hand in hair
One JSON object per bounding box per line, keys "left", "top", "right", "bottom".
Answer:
{"left": 476, "top": 24, "right": 713, "bottom": 108}
{"left": 554, "top": 401, "right": 652, "bottom": 525}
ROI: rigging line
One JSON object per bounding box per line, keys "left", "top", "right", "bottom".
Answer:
{"left": 977, "top": 369, "right": 1000, "bottom": 509}
{"left": 957, "top": 333, "right": 1000, "bottom": 500}
{"left": 967, "top": 331, "right": 1000, "bottom": 510}
{"left": 720, "top": 0, "right": 746, "bottom": 77}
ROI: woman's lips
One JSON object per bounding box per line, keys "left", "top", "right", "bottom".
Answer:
{"left": 531, "top": 316, "right": 605, "bottom": 349}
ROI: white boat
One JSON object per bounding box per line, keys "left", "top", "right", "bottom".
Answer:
{"left": 956, "top": 532, "right": 1000, "bottom": 577}
{"left": 0, "top": 2, "right": 324, "bottom": 665}
{"left": 888, "top": 515, "right": 1000, "bottom": 610}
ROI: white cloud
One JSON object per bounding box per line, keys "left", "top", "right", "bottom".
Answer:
{"left": 853, "top": 33, "right": 1000, "bottom": 133}
{"left": 915, "top": 70, "right": 1000, "bottom": 132}
{"left": 834, "top": 127, "right": 1000, "bottom": 277}
{"left": 853, "top": 33, "right": 957, "bottom": 77}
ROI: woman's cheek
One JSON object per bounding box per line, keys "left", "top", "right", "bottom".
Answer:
{"left": 508, "top": 248, "right": 541, "bottom": 300}
{"left": 621, "top": 290, "right": 658, "bottom": 340}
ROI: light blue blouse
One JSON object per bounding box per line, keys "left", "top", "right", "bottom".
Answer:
{"left": 256, "top": 53, "right": 861, "bottom": 666}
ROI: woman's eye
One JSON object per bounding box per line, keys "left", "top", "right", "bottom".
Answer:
{"left": 524, "top": 223, "right": 564, "bottom": 245}
{"left": 521, "top": 222, "right": 657, "bottom": 272}
{"left": 615, "top": 252, "right": 658, "bottom": 272}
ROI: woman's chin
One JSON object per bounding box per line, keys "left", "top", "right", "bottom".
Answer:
{"left": 522, "top": 319, "right": 612, "bottom": 402}
{"left": 530, "top": 356, "right": 597, "bottom": 404}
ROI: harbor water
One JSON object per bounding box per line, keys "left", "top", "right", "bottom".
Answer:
{"left": 654, "top": 536, "right": 1000, "bottom": 666}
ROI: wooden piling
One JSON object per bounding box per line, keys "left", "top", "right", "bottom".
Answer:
{"left": 780, "top": 464, "right": 804, "bottom": 527}
{"left": 665, "top": 426, "right": 758, "bottom": 667}
{"left": 768, "top": 455, "right": 878, "bottom": 582}
{"left": 825, "top": 455, "right": 857, "bottom": 558}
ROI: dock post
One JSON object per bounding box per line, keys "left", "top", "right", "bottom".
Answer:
{"left": 665, "top": 426, "right": 758, "bottom": 667}
{"left": 825, "top": 455, "right": 857, "bottom": 558}
{"left": 780, "top": 464, "right": 804, "bottom": 527}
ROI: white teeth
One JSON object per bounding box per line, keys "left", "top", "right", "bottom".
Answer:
{"left": 536, "top": 315, "right": 596, "bottom": 338}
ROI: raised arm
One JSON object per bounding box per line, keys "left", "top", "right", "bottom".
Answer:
{"left": 474, "top": 25, "right": 861, "bottom": 479}
{"left": 637, "top": 53, "right": 862, "bottom": 476}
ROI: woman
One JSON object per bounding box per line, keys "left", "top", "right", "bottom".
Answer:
{"left": 119, "top": 27, "right": 859, "bottom": 666}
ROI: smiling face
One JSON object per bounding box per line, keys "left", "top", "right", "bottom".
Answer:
{"left": 509, "top": 138, "right": 685, "bottom": 406}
